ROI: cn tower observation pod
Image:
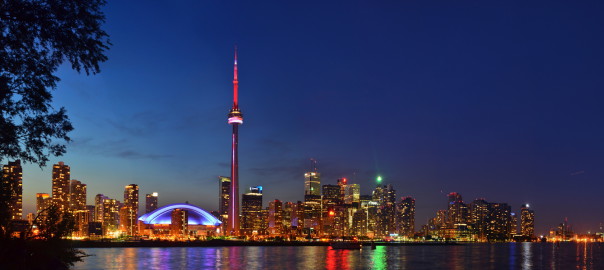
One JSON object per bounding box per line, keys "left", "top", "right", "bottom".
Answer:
{"left": 138, "top": 203, "right": 222, "bottom": 226}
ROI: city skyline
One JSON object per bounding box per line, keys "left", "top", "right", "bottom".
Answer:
{"left": 6, "top": 158, "right": 598, "bottom": 237}
{"left": 9, "top": 1, "right": 604, "bottom": 235}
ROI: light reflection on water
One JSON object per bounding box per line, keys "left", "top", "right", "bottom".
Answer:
{"left": 74, "top": 242, "right": 603, "bottom": 270}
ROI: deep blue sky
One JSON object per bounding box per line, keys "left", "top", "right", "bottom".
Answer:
{"left": 19, "top": 1, "right": 604, "bottom": 235}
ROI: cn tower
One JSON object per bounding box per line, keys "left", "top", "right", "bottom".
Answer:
{"left": 227, "top": 46, "right": 242, "bottom": 235}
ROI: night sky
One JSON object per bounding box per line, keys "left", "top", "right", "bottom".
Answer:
{"left": 19, "top": 1, "right": 604, "bottom": 235}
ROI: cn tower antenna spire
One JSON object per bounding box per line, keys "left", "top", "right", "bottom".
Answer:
{"left": 227, "top": 45, "right": 243, "bottom": 236}
{"left": 233, "top": 45, "right": 239, "bottom": 110}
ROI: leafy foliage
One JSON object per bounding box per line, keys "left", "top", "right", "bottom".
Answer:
{"left": 0, "top": 0, "right": 110, "bottom": 167}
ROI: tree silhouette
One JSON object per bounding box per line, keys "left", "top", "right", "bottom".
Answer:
{"left": 0, "top": 0, "right": 110, "bottom": 268}
{"left": 0, "top": 0, "right": 110, "bottom": 167}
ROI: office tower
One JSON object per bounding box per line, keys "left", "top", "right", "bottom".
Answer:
{"left": 303, "top": 160, "right": 321, "bottom": 233}
{"left": 304, "top": 160, "right": 321, "bottom": 198}
{"left": 145, "top": 192, "right": 159, "bottom": 214}
{"left": 282, "top": 202, "right": 294, "bottom": 234}
{"left": 344, "top": 184, "right": 360, "bottom": 206}
{"left": 351, "top": 208, "right": 368, "bottom": 236}
{"left": 470, "top": 198, "right": 490, "bottom": 241}
{"left": 171, "top": 208, "right": 188, "bottom": 236}
{"left": 123, "top": 184, "right": 139, "bottom": 235}
{"left": 322, "top": 184, "right": 341, "bottom": 206}
{"left": 241, "top": 186, "right": 263, "bottom": 235}
{"left": 227, "top": 47, "right": 243, "bottom": 236}
{"left": 337, "top": 178, "right": 347, "bottom": 200}
{"left": 1, "top": 160, "right": 22, "bottom": 220}
{"left": 520, "top": 204, "right": 535, "bottom": 237}
{"left": 51, "top": 161, "right": 70, "bottom": 213}
{"left": 321, "top": 184, "right": 341, "bottom": 235}
{"left": 102, "top": 198, "right": 120, "bottom": 236}
{"left": 94, "top": 194, "right": 109, "bottom": 223}
{"left": 36, "top": 193, "right": 51, "bottom": 214}
{"left": 69, "top": 180, "right": 86, "bottom": 211}
{"left": 397, "top": 196, "right": 415, "bottom": 237}
{"left": 268, "top": 199, "right": 283, "bottom": 235}
{"left": 218, "top": 176, "right": 231, "bottom": 224}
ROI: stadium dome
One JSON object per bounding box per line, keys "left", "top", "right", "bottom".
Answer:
{"left": 138, "top": 203, "right": 222, "bottom": 226}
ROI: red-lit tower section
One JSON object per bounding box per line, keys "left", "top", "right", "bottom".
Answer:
{"left": 227, "top": 47, "right": 243, "bottom": 235}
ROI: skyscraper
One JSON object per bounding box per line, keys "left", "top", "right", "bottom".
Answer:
{"left": 1, "top": 160, "right": 22, "bottom": 220}
{"left": 241, "top": 186, "right": 263, "bottom": 235}
{"left": 268, "top": 199, "right": 283, "bottom": 235}
{"left": 36, "top": 193, "right": 51, "bottom": 215}
{"left": 52, "top": 161, "right": 70, "bottom": 213}
{"left": 470, "top": 198, "right": 490, "bottom": 241}
{"left": 69, "top": 180, "right": 87, "bottom": 211}
{"left": 373, "top": 184, "right": 396, "bottom": 237}
{"left": 447, "top": 192, "right": 469, "bottom": 226}
{"left": 94, "top": 194, "right": 109, "bottom": 223}
{"left": 304, "top": 160, "right": 321, "bottom": 197}
{"left": 344, "top": 184, "right": 360, "bottom": 206}
{"left": 303, "top": 160, "right": 321, "bottom": 233}
{"left": 145, "top": 192, "right": 159, "bottom": 214}
{"left": 520, "top": 204, "right": 535, "bottom": 238}
{"left": 102, "top": 198, "right": 120, "bottom": 236}
{"left": 487, "top": 202, "right": 512, "bottom": 241}
{"left": 123, "top": 184, "right": 139, "bottom": 235}
{"left": 397, "top": 196, "right": 415, "bottom": 237}
{"left": 227, "top": 47, "right": 243, "bottom": 236}
{"left": 218, "top": 176, "right": 231, "bottom": 225}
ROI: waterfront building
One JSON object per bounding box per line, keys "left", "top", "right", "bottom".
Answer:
{"left": 94, "top": 194, "right": 109, "bottom": 223}
{"left": 102, "top": 198, "right": 120, "bottom": 236}
{"left": 373, "top": 184, "right": 396, "bottom": 237}
{"left": 1, "top": 160, "right": 22, "bottom": 220}
{"left": 226, "top": 48, "right": 243, "bottom": 236}
{"left": 447, "top": 192, "right": 470, "bottom": 226}
{"left": 122, "top": 184, "right": 139, "bottom": 235}
{"left": 51, "top": 162, "right": 71, "bottom": 213}
{"left": 241, "top": 186, "right": 263, "bottom": 235}
{"left": 470, "top": 198, "right": 490, "bottom": 241}
{"left": 138, "top": 203, "right": 221, "bottom": 239}
{"left": 218, "top": 176, "right": 230, "bottom": 226}
{"left": 351, "top": 208, "right": 368, "bottom": 236}
{"left": 397, "top": 196, "right": 415, "bottom": 238}
{"left": 520, "top": 204, "right": 535, "bottom": 237}
{"left": 487, "top": 202, "right": 512, "bottom": 241}
{"left": 146, "top": 192, "right": 159, "bottom": 214}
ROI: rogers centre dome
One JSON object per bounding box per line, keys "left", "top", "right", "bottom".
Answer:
{"left": 138, "top": 203, "right": 222, "bottom": 226}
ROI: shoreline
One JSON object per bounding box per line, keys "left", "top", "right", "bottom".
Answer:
{"left": 70, "top": 239, "right": 462, "bottom": 248}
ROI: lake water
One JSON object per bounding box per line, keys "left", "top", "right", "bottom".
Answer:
{"left": 74, "top": 242, "right": 603, "bottom": 269}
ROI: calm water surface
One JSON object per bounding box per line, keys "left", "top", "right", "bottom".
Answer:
{"left": 74, "top": 242, "right": 603, "bottom": 269}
